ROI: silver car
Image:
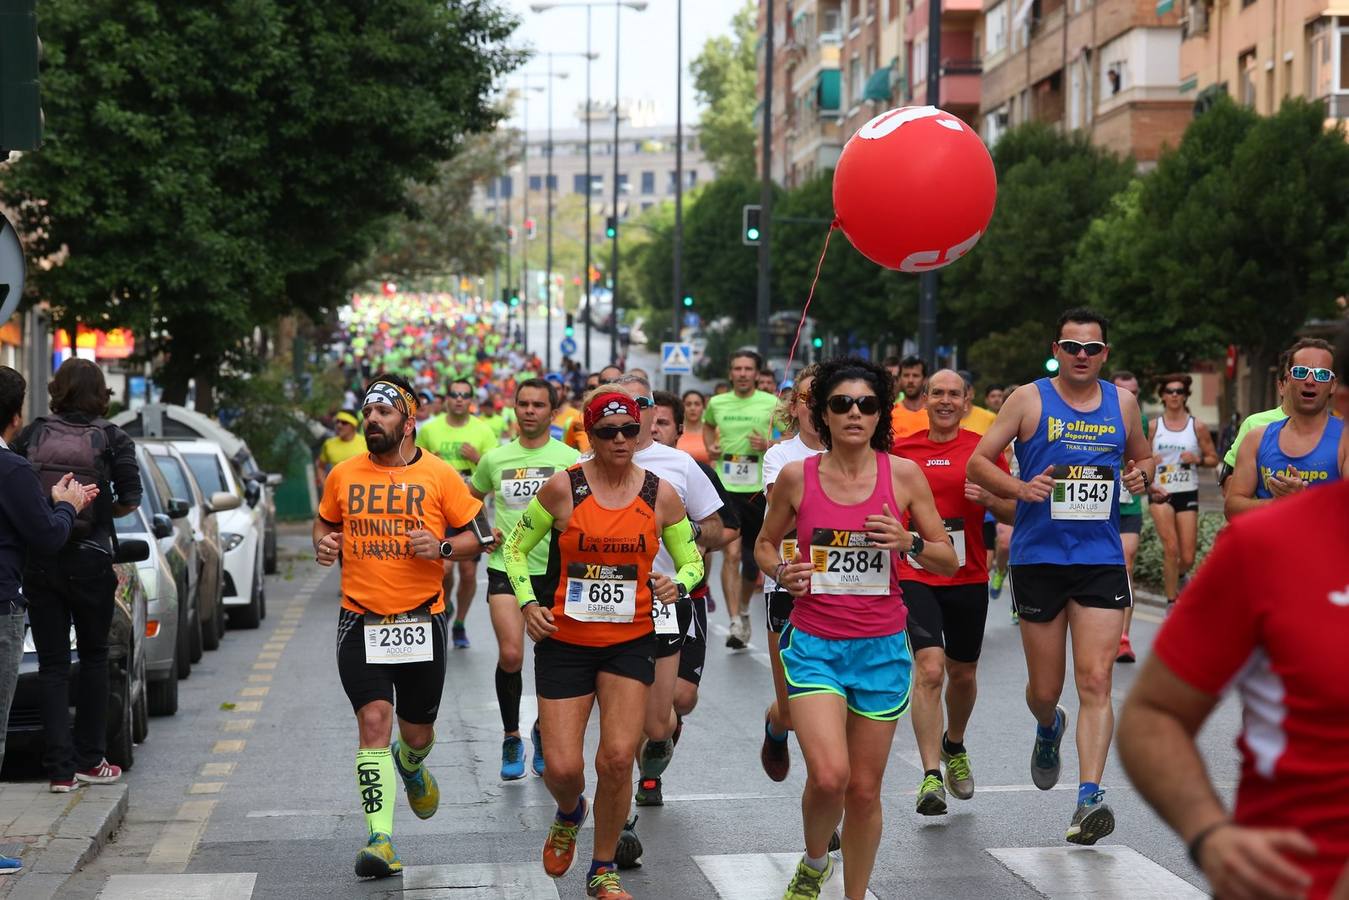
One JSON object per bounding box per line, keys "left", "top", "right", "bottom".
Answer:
{"left": 114, "top": 507, "right": 184, "bottom": 716}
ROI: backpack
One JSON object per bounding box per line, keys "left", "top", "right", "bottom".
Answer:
{"left": 25, "top": 416, "right": 117, "bottom": 543}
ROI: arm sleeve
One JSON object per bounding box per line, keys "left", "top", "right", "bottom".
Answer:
{"left": 0, "top": 464, "right": 75, "bottom": 554}
{"left": 109, "top": 428, "right": 143, "bottom": 506}
{"left": 503, "top": 497, "right": 555, "bottom": 608}
{"left": 661, "top": 517, "right": 704, "bottom": 593}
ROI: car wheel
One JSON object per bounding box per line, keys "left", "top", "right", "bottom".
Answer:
{"left": 147, "top": 672, "right": 179, "bottom": 716}
{"left": 264, "top": 527, "right": 278, "bottom": 575}
{"left": 176, "top": 607, "right": 192, "bottom": 679}
{"left": 132, "top": 651, "right": 149, "bottom": 743}
{"left": 106, "top": 664, "right": 135, "bottom": 771}
{"left": 229, "top": 560, "right": 262, "bottom": 630}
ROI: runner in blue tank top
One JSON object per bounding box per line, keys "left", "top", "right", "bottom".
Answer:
{"left": 1226, "top": 338, "right": 1346, "bottom": 518}
{"left": 967, "top": 308, "right": 1154, "bottom": 847}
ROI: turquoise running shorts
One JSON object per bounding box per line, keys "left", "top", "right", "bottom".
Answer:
{"left": 779, "top": 624, "right": 913, "bottom": 722}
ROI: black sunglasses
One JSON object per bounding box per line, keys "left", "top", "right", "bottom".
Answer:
{"left": 1162, "top": 387, "right": 1189, "bottom": 396}
{"left": 826, "top": 394, "right": 881, "bottom": 415}
{"left": 1056, "top": 340, "right": 1107, "bottom": 357}
{"left": 447, "top": 390, "right": 474, "bottom": 400}
{"left": 633, "top": 395, "right": 655, "bottom": 410}
{"left": 592, "top": 422, "right": 641, "bottom": 441}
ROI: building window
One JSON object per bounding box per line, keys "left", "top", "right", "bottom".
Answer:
{"left": 573, "top": 173, "right": 589, "bottom": 194}
{"left": 618, "top": 173, "right": 629, "bottom": 194}
{"left": 641, "top": 171, "right": 656, "bottom": 194}
{"left": 547, "top": 174, "right": 558, "bottom": 191}
{"left": 529, "top": 174, "right": 542, "bottom": 191}
{"left": 500, "top": 175, "right": 513, "bottom": 199}
{"left": 912, "top": 40, "right": 927, "bottom": 86}
{"left": 486, "top": 180, "right": 497, "bottom": 199}
{"left": 985, "top": 1, "right": 1008, "bottom": 55}
{"left": 686, "top": 170, "right": 698, "bottom": 188}
{"left": 1239, "top": 48, "right": 1258, "bottom": 107}
{"left": 850, "top": 56, "right": 863, "bottom": 102}
{"left": 1341, "top": 28, "right": 1349, "bottom": 90}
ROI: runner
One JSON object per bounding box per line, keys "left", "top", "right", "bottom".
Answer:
{"left": 550, "top": 380, "right": 590, "bottom": 453}
{"left": 502, "top": 389, "right": 704, "bottom": 900}
{"left": 1226, "top": 338, "right": 1344, "bottom": 518}
{"left": 1110, "top": 370, "right": 1146, "bottom": 662}
{"left": 756, "top": 357, "right": 957, "bottom": 899}
{"left": 317, "top": 410, "right": 367, "bottom": 491}
{"left": 415, "top": 377, "right": 499, "bottom": 648}
{"left": 1218, "top": 367, "right": 1291, "bottom": 494}
{"left": 759, "top": 365, "right": 822, "bottom": 783}
{"left": 470, "top": 378, "right": 580, "bottom": 781}
{"left": 678, "top": 390, "right": 710, "bottom": 464}
{"left": 757, "top": 369, "right": 779, "bottom": 394}
{"left": 967, "top": 308, "right": 1154, "bottom": 845}
{"left": 957, "top": 371, "right": 997, "bottom": 435}
{"left": 703, "top": 350, "right": 778, "bottom": 649}
{"left": 889, "top": 355, "right": 929, "bottom": 439}
{"left": 1148, "top": 374, "right": 1218, "bottom": 611}
{"left": 894, "top": 370, "right": 1015, "bottom": 817}
{"left": 314, "top": 374, "right": 496, "bottom": 878}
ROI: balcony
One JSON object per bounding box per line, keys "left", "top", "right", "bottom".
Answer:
{"left": 940, "top": 59, "right": 983, "bottom": 108}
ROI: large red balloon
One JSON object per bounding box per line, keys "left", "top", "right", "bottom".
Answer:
{"left": 833, "top": 105, "right": 996, "bottom": 273}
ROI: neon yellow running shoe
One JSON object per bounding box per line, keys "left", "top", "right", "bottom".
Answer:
{"left": 391, "top": 739, "right": 439, "bottom": 820}
{"left": 783, "top": 855, "right": 835, "bottom": 899}
{"left": 354, "top": 832, "right": 403, "bottom": 878}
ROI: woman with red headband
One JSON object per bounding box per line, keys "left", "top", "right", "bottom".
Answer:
{"left": 502, "top": 389, "right": 703, "bottom": 900}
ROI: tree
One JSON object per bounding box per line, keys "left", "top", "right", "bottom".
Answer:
{"left": 689, "top": 2, "right": 758, "bottom": 179}
{"left": 678, "top": 174, "right": 771, "bottom": 325}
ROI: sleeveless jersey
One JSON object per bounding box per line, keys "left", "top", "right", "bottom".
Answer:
{"left": 1011, "top": 378, "right": 1126, "bottom": 567}
{"left": 791, "top": 452, "right": 907, "bottom": 640}
{"left": 1152, "top": 416, "right": 1200, "bottom": 495}
{"left": 1254, "top": 417, "right": 1343, "bottom": 499}
{"left": 544, "top": 465, "right": 661, "bottom": 647}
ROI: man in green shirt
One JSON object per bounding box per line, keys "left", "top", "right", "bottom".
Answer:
{"left": 470, "top": 378, "right": 579, "bottom": 780}
{"left": 703, "top": 349, "right": 779, "bottom": 649}
{"left": 416, "top": 378, "right": 499, "bottom": 648}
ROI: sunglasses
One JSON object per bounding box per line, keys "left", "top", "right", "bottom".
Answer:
{"left": 447, "top": 390, "right": 474, "bottom": 399}
{"left": 1162, "top": 387, "right": 1189, "bottom": 396}
{"left": 1056, "top": 340, "right": 1107, "bottom": 357}
{"left": 592, "top": 422, "right": 641, "bottom": 441}
{"left": 826, "top": 394, "right": 881, "bottom": 415}
{"left": 633, "top": 395, "right": 655, "bottom": 410}
{"left": 1289, "top": 365, "right": 1336, "bottom": 383}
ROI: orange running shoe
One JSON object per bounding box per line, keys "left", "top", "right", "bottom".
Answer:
{"left": 543, "top": 796, "right": 590, "bottom": 878}
{"left": 586, "top": 865, "right": 633, "bottom": 899}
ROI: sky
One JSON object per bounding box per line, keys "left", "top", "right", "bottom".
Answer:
{"left": 500, "top": 0, "right": 743, "bottom": 134}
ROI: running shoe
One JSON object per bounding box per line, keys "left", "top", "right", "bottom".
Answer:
{"left": 530, "top": 720, "right": 546, "bottom": 776}
{"left": 391, "top": 739, "right": 440, "bottom": 820}
{"left": 1031, "top": 705, "right": 1068, "bottom": 791}
{"left": 916, "top": 773, "right": 948, "bottom": 816}
{"left": 638, "top": 737, "right": 674, "bottom": 779}
{"left": 354, "top": 832, "right": 403, "bottom": 878}
{"left": 543, "top": 796, "right": 589, "bottom": 878}
{"left": 615, "top": 815, "right": 643, "bottom": 869}
{"left": 725, "top": 618, "right": 746, "bottom": 649}
{"left": 0, "top": 854, "right": 21, "bottom": 874}
{"left": 739, "top": 614, "right": 751, "bottom": 644}
{"left": 1116, "top": 634, "right": 1135, "bottom": 664}
{"left": 75, "top": 758, "right": 122, "bottom": 784}
{"left": 761, "top": 714, "right": 790, "bottom": 782}
{"left": 500, "top": 735, "right": 526, "bottom": 781}
{"left": 586, "top": 865, "right": 633, "bottom": 899}
{"left": 1065, "top": 790, "right": 1116, "bottom": 845}
{"left": 941, "top": 744, "right": 974, "bottom": 801}
{"left": 989, "top": 569, "right": 1005, "bottom": 599}
{"left": 1010, "top": 604, "right": 1019, "bottom": 626}
{"left": 828, "top": 830, "right": 841, "bottom": 853}
{"left": 452, "top": 624, "right": 470, "bottom": 649}
{"left": 706, "top": 593, "right": 717, "bottom": 614}
{"left": 635, "top": 776, "right": 663, "bottom": 807}
{"left": 783, "top": 855, "right": 835, "bottom": 900}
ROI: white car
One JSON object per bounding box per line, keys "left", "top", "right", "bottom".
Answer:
{"left": 173, "top": 440, "right": 268, "bottom": 629}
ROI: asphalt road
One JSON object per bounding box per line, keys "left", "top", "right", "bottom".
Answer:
{"left": 39, "top": 524, "right": 1241, "bottom": 900}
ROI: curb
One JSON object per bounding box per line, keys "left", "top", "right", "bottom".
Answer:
{"left": 1133, "top": 586, "right": 1170, "bottom": 610}
{"left": 1, "top": 783, "right": 127, "bottom": 900}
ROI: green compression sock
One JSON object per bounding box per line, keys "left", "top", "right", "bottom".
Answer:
{"left": 356, "top": 747, "right": 396, "bottom": 837}
{"left": 397, "top": 732, "right": 435, "bottom": 772}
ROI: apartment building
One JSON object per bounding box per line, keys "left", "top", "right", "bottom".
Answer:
{"left": 978, "top": 0, "right": 1191, "bottom": 162}
{"left": 1178, "top": 0, "right": 1349, "bottom": 119}
{"left": 903, "top": 0, "right": 985, "bottom": 125}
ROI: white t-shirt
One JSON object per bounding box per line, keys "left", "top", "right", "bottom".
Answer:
{"left": 633, "top": 441, "right": 723, "bottom": 576}
{"left": 761, "top": 435, "right": 824, "bottom": 591}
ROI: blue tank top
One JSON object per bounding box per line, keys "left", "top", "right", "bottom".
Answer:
{"left": 1254, "top": 416, "right": 1343, "bottom": 498}
{"left": 1011, "top": 378, "right": 1126, "bottom": 566}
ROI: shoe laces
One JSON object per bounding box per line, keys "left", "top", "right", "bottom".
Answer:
{"left": 920, "top": 773, "right": 943, "bottom": 793}
{"left": 588, "top": 868, "right": 625, "bottom": 896}
{"left": 1080, "top": 789, "right": 1106, "bottom": 808}
{"left": 547, "top": 819, "right": 579, "bottom": 854}
{"left": 789, "top": 860, "right": 826, "bottom": 892}
{"left": 946, "top": 752, "right": 972, "bottom": 782}
{"left": 503, "top": 739, "right": 524, "bottom": 765}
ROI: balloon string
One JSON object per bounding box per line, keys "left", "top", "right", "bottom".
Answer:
{"left": 785, "top": 219, "right": 839, "bottom": 376}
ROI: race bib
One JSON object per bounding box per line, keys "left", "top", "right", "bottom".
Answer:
{"left": 363, "top": 611, "right": 434, "bottom": 665}
{"left": 564, "top": 562, "right": 638, "bottom": 623}
{"left": 720, "top": 454, "right": 762, "bottom": 488}
{"left": 652, "top": 593, "right": 680, "bottom": 635}
{"left": 1157, "top": 463, "right": 1196, "bottom": 493}
{"left": 809, "top": 528, "right": 891, "bottom": 596}
{"left": 500, "top": 466, "right": 555, "bottom": 510}
{"left": 911, "top": 518, "right": 966, "bottom": 571}
{"left": 1050, "top": 465, "right": 1115, "bottom": 521}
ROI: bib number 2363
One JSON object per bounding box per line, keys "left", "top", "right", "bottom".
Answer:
{"left": 809, "top": 529, "right": 890, "bottom": 595}
{"left": 363, "top": 611, "right": 434, "bottom": 665}
{"left": 1051, "top": 465, "right": 1115, "bottom": 521}
{"left": 565, "top": 563, "right": 638, "bottom": 623}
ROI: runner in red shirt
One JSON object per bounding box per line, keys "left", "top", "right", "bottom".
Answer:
{"left": 1119, "top": 325, "right": 1349, "bottom": 900}
{"left": 893, "top": 369, "right": 1014, "bottom": 817}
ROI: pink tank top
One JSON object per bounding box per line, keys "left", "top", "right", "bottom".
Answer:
{"left": 791, "top": 452, "right": 907, "bottom": 640}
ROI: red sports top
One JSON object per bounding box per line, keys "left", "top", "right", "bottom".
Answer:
{"left": 1153, "top": 480, "right": 1349, "bottom": 899}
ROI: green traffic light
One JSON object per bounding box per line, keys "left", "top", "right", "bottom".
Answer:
{"left": 746, "top": 227, "right": 761, "bottom": 241}
{"left": 510, "top": 296, "right": 520, "bottom": 306}
{"left": 565, "top": 326, "right": 575, "bottom": 337}
{"left": 1045, "top": 358, "right": 1060, "bottom": 373}
{"left": 682, "top": 296, "right": 693, "bottom": 307}
{"left": 812, "top": 337, "right": 823, "bottom": 348}
{"left": 606, "top": 227, "right": 616, "bottom": 238}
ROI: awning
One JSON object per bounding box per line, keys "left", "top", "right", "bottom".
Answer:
{"left": 1155, "top": 0, "right": 1174, "bottom": 14}
{"left": 863, "top": 64, "right": 893, "bottom": 102}
{"left": 817, "top": 69, "right": 841, "bottom": 111}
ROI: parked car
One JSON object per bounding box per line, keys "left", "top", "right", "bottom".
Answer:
{"left": 134, "top": 443, "right": 201, "bottom": 668}
{"left": 144, "top": 440, "right": 241, "bottom": 651}
{"left": 5, "top": 539, "right": 151, "bottom": 772}
{"left": 112, "top": 404, "right": 281, "bottom": 574}
{"left": 172, "top": 439, "right": 268, "bottom": 628}
{"left": 115, "top": 507, "right": 185, "bottom": 716}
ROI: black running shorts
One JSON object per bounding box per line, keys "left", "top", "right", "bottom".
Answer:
{"left": 654, "top": 595, "right": 694, "bottom": 659}
{"left": 901, "top": 581, "right": 990, "bottom": 663}
{"left": 534, "top": 633, "right": 658, "bottom": 700}
{"left": 725, "top": 492, "right": 765, "bottom": 580}
{"left": 336, "top": 609, "right": 448, "bottom": 724}
{"left": 678, "top": 591, "right": 709, "bottom": 685}
{"left": 485, "top": 567, "right": 552, "bottom": 602}
{"left": 1008, "top": 564, "right": 1131, "bottom": 624}
{"left": 765, "top": 589, "right": 795, "bottom": 634}
{"left": 1154, "top": 490, "right": 1199, "bottom": 513}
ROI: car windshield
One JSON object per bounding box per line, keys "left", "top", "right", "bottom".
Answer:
{"left": 184, "top": 452, "right": 228, "bottom": 494}
{"left": 156, "top": 455, "right": 194, "bottom": 504}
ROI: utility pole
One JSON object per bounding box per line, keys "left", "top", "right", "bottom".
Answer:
{"left": 755, "top": 0, "right": 775, "bottom": 360}
{"left": 583, "top": 6, "right": 594, "bottom": 370}
{"left": 669, "top": 0, "right": 684, "bottom": 393}
{"left": 918, "top": 0, "right": 943, "bottom": 371}
{"left": 608, "top": 9, "right": 624, "bottom": 364}
{"left": 545, "top": 53, "right": 556, "bottom": 372}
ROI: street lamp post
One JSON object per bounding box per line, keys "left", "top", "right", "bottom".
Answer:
{"left": 669, "top": 0, "right": 684, "bottom": 393}
{"left": 514, "top": 81, "right": 545, "bottom": 352}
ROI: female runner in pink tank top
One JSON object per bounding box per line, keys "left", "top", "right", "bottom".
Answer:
{"left": 755, "top": 357, "right": 957, "bottom": 899}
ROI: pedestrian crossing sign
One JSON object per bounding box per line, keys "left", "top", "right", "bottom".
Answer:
{"left": 661, "top": 342, "right": 693, "bottom": 375}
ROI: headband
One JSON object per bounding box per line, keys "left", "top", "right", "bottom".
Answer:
{"left": 584, "top": 392, "right": 640, "bottom": 431}
{"left": 335, "top": 411, "right": 360, "bottom": 427}
{"left": 363, "top": 381, "right": 418, "bottom": 417}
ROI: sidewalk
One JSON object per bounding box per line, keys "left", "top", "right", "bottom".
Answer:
{"left": 0, "top": 781, "right": 127, "bottom": 900}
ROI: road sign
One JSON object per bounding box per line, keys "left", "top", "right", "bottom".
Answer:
{"left": 661, "top": 342, "right": 693, "bottom": 376}
{"left": 0, "top": 212, "right": 25, "bottom": 326}
{"left": 560, "top": 337, "right": 577, "bottom": 356}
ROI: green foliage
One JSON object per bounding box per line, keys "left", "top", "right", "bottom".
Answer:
{"left": 216, "top": 358, "right": 344, "bottom": 475}
{"left": 1132, "top": 510, "right": 1224, "bottom": 594}
{"left": 680, "top": 175, "right": 771, "bottom": 325}
{"left": 689, "top": 2, "right": 758, "bottom": 179}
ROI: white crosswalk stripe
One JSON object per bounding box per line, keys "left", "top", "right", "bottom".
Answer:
{"left": 401, "top": 863, "right": 560, "bottom": 899}
{"left": 987, "top": 846, "right": 1206, "bottom": 899}
{"left": 693, "top": 853, "right": 878, "bottom": 899}
{"left": 97, "top": 873, "right": 257, "bottom": 899}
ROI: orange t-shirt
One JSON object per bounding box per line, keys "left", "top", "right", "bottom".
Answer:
{"left": 677, "top": 430, "right": 710, "bottom": 465}
{"left": 890, "top": 401, "right": 929, "bottom": 439}
{"left": 319, "top": 450, "right": 483, "bottom": 615}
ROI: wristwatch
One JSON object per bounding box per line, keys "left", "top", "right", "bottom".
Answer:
{"left": 907, "top": 533, "right": 925, "bottom": 557}
{"left": 439, "top": 540, "right": 455, "bottom": 560}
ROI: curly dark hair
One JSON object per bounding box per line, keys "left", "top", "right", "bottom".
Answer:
{"left": 48, "top": 358, "right": 111, "bottom": 417}
{"left": 809, "top": 357, "right": 895, "bottom": 452}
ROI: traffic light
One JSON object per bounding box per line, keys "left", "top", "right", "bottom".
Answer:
{"left": 1044, "top": 357, "right": 1060, "bottom": 373}
{"left": 564, "top": 313, "right": 575, "bottom": 338}
{"left": 0, "top": 0, "right": 43, "bottom": 152}
{"left": 682, "top": 295, "right": 693, "bottom": 308}
{"left": 509, "top": 293, "right": 520, "bottom": 307}
{"left": 500, "top": 288, "right": 511, "bottom": 305}
{"left": 605, "top": 215, "right": 617, "bottom": 239}
{"left": 812, "top": 336, "right": 824, "bottom": 349}
{"left": 742, "top": 204, "right": 762, "bottom": 245}
{"left": 524, "top": 217, "right": 536, "bottom": 240}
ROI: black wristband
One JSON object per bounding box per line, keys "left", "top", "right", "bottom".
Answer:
{"left": 1186, "top": 821, "right": 1230, "bottom": 867}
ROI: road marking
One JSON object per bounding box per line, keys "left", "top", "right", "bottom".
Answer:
{"left": 221, "top": 719, "right": 254, "bottom": 733}
{"left": 262, "top": 643, "right": 286, "bottom": 652}
{"left": 244, "top": 810, "right": 343, "bottom": 818}
{"left": 240, "top": 686, "right": 269, "bottom": 697}
{"left": 256, "top": 651, "right": 281, "bottom": 660}
{"left": 1133, "top": 609, "right": 1164, "bottom": 624}
{"left": 987, "top": 846, "right": 1205, "bottom": 898}
{"left": 246, "top": 674, "right": 271, "bottom": 683}
{"left": 145, "top": 799, "right": 216, "bottom": 871}
{"left": 188, "top": 783, "right": 224, "bottom": 795}
{"left": 401, "top": 863, "right": 561, "bottom": 899}
{"left": 231, "top": 701, "right": 263, "bottom": 712}
{"left": 693, "top": 853, "right": 874, "bottom": 899}
{"left": 711, "top": 623, "right": 761, "bottom": 654}
{"left": 97, "top": 872, "right": 256, "bottom": 899}
{"left": 200, "top": 762, "right": 235, "bottom": 777}
{"left": 273, "top": 628, "right": 296, "bottom": 636}
{"left": 252, "top": 662, "right": 276, "bottom": 670}
{"left": 212, "top": 740, "right": 245, "bottom": 753}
